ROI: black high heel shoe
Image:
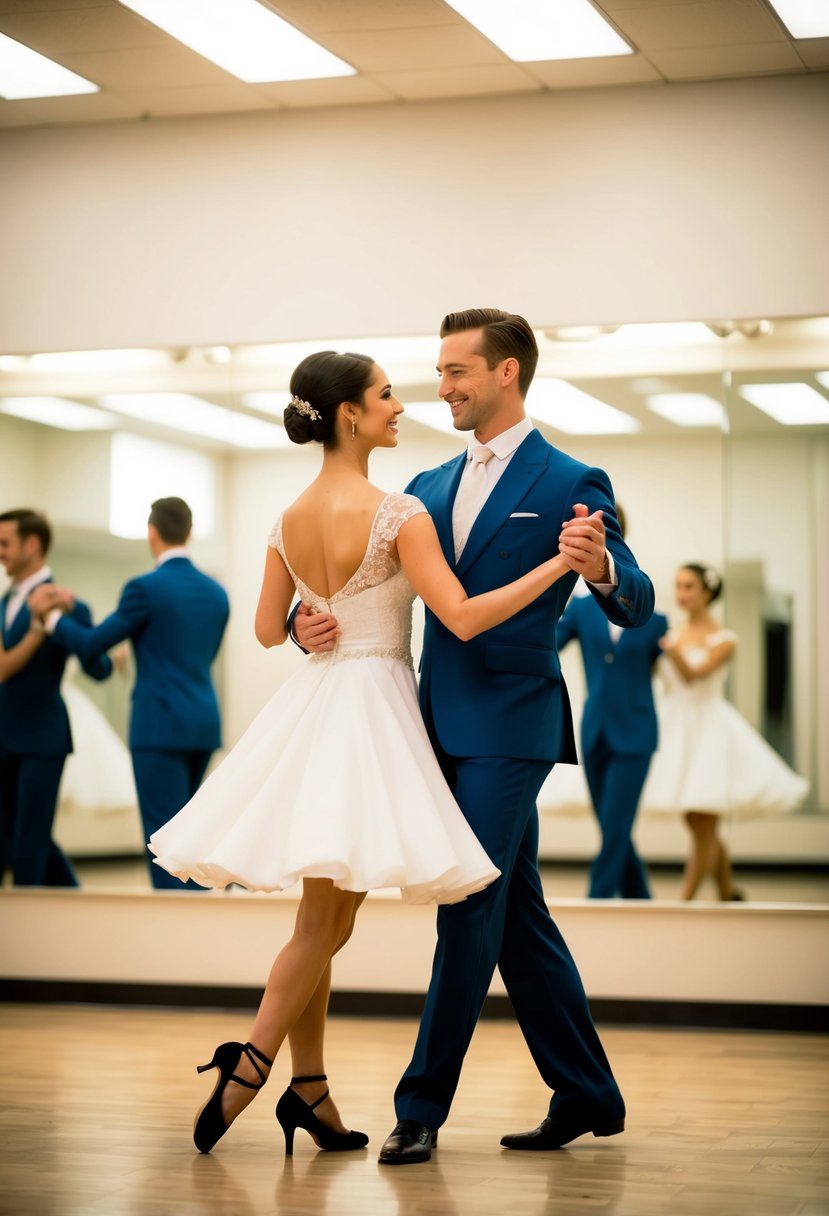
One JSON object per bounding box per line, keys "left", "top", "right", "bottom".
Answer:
{"left": 275, "top": 1074, "right": 369, "bottom": 1156}
{"left": 193, "top": 1040, "right": 272, "bottom": 1154}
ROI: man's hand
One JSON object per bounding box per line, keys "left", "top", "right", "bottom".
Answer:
{"left": 28, "top": 584, "right": 74, "bottom": 617}
{"left": 294, "top": 601, "right": 340, "bottom": 653}
{"left": 559, "top": 504, "right": 609, "bottom": 584}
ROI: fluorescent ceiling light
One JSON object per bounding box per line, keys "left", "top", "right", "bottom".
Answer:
{"left": 23, "top": 349, "right": 170, "bottom": 373}
{"left": 646, "top": 393, "right": 726, "bottom": 427}
{"left": 737, "top": 383, "right": 829, "bottom": 425}
{"left": 0, "top": 32, "right": 99, "bottom": 98}
{"left": 118, "top": 0, "right": 355, "bottom": 82}
{"left": 402, "top": 402, "right": 465, "bottom": 437}
{"left": 100, "top": 393, "right": 292, "bottom": 448}
{"left": 444, "top": 0, "right": 631, "bottom": 61}
{"left": 527, "top": 380, "right": 640, "bottom": 434}
{"left": 240, "top": 391, "right": 291, "bottom": 417}
{"left": 815, "top": 372, "right": 829, "bottom": 390}
{"left": 1, "top": 396, "right": 115, "bottom": 431}
{"left": 765, "top": 1, "right": 829, "bottom": 38}
{"left": 601, "top": 323, "right": 717, "bottom": 348}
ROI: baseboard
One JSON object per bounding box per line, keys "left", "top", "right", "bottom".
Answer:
{"left": 1, "top": 978, "right": 825, "bottom": 1033}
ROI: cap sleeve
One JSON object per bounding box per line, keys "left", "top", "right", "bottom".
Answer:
{"left": 267, "top": 514, "right": 283, "bottom": 552}
{"left": 381, "top": 492, "right": 428, "bottom": 541}
{"left": 706, "top": 628, "right": 737, "bottom": 647}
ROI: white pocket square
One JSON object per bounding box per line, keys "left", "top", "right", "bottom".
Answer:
{"left": 509, "top": 512, "right": 539, "bottom": 518}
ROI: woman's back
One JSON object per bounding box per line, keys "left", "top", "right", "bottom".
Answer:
{"left": 280, "top": 483, "right": 386, "bottom": 600}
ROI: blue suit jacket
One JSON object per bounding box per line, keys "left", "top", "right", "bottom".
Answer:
{"left": 51, "top": 558, "right": 229, "bottom": 752}
{"left": 0, "top": 585, "right": 112, "bottom": 757}
{"left": 557, "top": 593, "right": 668, "bottom": 757}
{"left": 407, "top": 429, "right": 655, "bottom": 762}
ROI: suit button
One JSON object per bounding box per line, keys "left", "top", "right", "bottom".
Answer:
{"left": 499, "top": 551, "right": 510, "bottom": 559}
{"left": 604, "top": 653, "right": 614, "bottom": 664}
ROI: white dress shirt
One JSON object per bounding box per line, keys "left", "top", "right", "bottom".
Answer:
{"left": 453, "top": 419, "right": 617, "bottom": 591}
{"left": 4, "top": 565, "right": 52, "bottom": 630}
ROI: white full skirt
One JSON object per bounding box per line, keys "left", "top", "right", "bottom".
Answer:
{"left": 149, "top": 657, "right": 499, "bottom": 904}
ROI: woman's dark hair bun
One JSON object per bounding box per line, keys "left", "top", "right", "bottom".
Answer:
{"left": 283, "top": 350, "right": 375, "bottom": 446}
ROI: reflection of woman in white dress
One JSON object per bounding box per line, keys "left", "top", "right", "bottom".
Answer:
{"left": 149, "top": 351, "right": 568, "bottom": 1158}
{"left": 643, "top": 564, "right": 808, "bottom": 901}
{"left": 58, "top": 656, "right": 136, "bottom": 816}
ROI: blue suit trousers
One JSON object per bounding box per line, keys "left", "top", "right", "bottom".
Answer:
{"left": 0, "top": 750, "right": 79, "bottom": 887}
{"left": 394, "top": 752, "right": 624, "bottom": 1130}
{"left": 132, "top": 748, "right": 212, "bottom": 890}
{"left": 584, "top": 741, "right": 652, "bottom": 899}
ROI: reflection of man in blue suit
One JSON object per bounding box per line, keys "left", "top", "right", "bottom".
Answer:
{"left": 296, "top": 311, "right": 655, "bottom": 1162}
{"left": 32, "top": 498, "right": 230, "bottom": 890}
{"left": 0, "top": 509, "right": 112, "bottom": 886}
{"left": 557, "top": 508, "right": 668, "bottom": 900}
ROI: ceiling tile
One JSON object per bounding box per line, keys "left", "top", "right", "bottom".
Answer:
{"left": 371, "top": 63, "right": 541, "bottom": 101}
{"left": 0, "top": 89, "right": 142, "bottom": 123}
{"left": 113, "top": 83, "right": 279, "bottom": 119}
{"left": 526, "top": 55, "right": 663, "bottom": 88}
{"left": 0, "top": 7, "right": 166, "bottom": 53}
{"left": 794, "top": 38, "right": 829, "bottom": 68}
{"left": 0, "top": 1, "right": 109, "bottom": 12}
{"left": 0, "top": 99, "right": 40, "bottom": 124}
{"left": 56, "top": 45, "right": 236, "bottom": 91}
{"left": 254, "top": 75, "right": 397, "bottom": 108}
{"left": 264, "top": 0, "right": 460, "bottom": 33}
{"left": 651, "top": 40, "right": 805, "bottom": 79}
{"left": 319, "top": 23, "right": 508, "bottom": 73}
{"left": 611, "top": 0, "right": 788, "bottom": 50}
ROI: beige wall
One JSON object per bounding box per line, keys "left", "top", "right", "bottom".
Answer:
{"left": 2, "top": 74, "right": 828, "bottom": 354}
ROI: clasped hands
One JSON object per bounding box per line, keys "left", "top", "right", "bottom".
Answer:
{"left": 294, "top": 502, "right": 610, "bottom": 654}
{"left": 27, "top": 583, "right": 75, "bottom": 619}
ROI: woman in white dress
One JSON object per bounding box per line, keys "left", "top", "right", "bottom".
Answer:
{"left": 643, "top": 563, "right": 808, "bottom": 901}
{"left": 149, "top": 351, "right": 570, "bottom": 1158}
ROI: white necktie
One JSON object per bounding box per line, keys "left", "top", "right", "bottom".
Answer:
{"left": 453, "top": 444, "right": 494, "bottom": 561}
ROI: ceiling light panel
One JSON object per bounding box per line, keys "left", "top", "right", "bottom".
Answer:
{"left": 1, "top": 397, "right": 114, "bottom": 431}
{"left": 527, "top": 380, "right": 640, "bottom": 434}
{"left": 118, "top": 0, "right": 355, "bottom": 82}
{"left": 765, "top": 1, "right": 829, "bottom": 38}
{"left": 0, "top": 32, "right": 98, "bottom": 99}
{"left": 444, "top": 0, "right": 632, "bottom": 62}
{"left": 100, "top": 393, "right": 292, "bottom": 448}
{"left": 646, "top": 393, "right": 726, "bottom": 427}
{"left": 737, "top": 383, "right": 829, "bottom": 425}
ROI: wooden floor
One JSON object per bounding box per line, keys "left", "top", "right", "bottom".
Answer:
{"left": 0, "top": 1005, "right": 827, "bottom": 1216}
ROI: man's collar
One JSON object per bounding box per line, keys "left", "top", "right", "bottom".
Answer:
{"left": 466, "top": 416, "right": 533, "bottom": 461}
{"left": 155, "top": 547, "right": 191, "bottom": 567}
{"left": 10, "top": 565, "right": 52, "bottom": 596}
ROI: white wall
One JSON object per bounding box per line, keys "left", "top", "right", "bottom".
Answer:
{"left": 2, "top": 74, "right": 828, "bottom": 354}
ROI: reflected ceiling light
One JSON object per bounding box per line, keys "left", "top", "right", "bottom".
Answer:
{"left": 737, "top": 383, "right": 829, "bottom": 425}
{"left": 815, "top": 373, "right": 829, "bottom": 390}
{"left": 526, "top": 379, "right": 640, "bottom": 434}
{"left": 402, "top": 402, "right": 464, "bottom": 437}
{"left": 118, "top": 0, "right": 355, "bottom": 82}
{"left": 99, "top": 393, "right": 292, "bottom": 448}
{"left": 601, "top": 323, "right": 717, "bottom": 348}
{"left": 1, "top": 396, "right": 115, "bottom": 430}
{"left": 239, "top": 335, "right": 439, "bottom": 371}
{"left": 241, "top": 391, "right": 291, "bottom": 417}
{"left": 646, "top": 393, "right": 726, "bottom": 427}
{"left": 444, "top": 0, "right": 632, "bottom": 60}
{"left": 542, "top": 326, "right": 619, "bottom": 343}
{"left": 0, "top": 31, "right": 99, "bottom": 98}
{"left": 736, "top": 319, "right": 774, "bottom": 339}
{"left": 24, "top": 349, "right": 170, "bottom": 373}
{"left": 765, "top": 1, "right": 829, "bottom": 38}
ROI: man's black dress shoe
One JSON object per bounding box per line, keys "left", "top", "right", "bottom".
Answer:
{"left": 378, "top": 1120, "right": 438, "bottom": 1165}
{"left": 501, "top": 1112, "right": 625, "bottom": 1151}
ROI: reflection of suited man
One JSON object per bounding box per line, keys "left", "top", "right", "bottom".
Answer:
{"left": 557, "top": 522, "right": 667, "bottom": 898}
{"left": 382, "top": 311, "right": 655, "bottom": 1161}
{"left": 0, "top": 508, "right": 112, "bottom": 886}
{"left": 41, "top": 498, "right": 229, "bottom": 890}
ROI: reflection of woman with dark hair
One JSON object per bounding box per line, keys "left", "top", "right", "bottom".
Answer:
{"left": 643, "top": 564, "right": 808, "bottom": 901}
{"left": 149, "top": 350, "right": 570, "bottom": 1158}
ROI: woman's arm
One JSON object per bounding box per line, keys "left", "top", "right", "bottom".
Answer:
{"left": 255, "top": 547, "right": 297, "bottom": 648}
{"left": 397, "top": 513, "right": 568, "bottom": 642}
{"left": 660, "top": 635, "right": 735, "bottom": 683}
{"left": 0, "top": 625, "right": 45, "bottom": 682}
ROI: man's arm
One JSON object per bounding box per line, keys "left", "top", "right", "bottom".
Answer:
{"left": 68, "top": 601, "right": 114, "bottom": 681}
{"left": 290, "top": 601, "right": 340, "bottom": 655}
{"left": 47, "top": 579, "right": 149, "bottom": 663}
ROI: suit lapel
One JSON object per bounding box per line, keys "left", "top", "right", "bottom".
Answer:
{"left": 431, "top": 453, "right": 466, "bottom": 567}
{"left": 456, "top": 430, "right": 549, "bottom": 576}
{"left": 0, "top": 591, "right": 9, "bottom": 647}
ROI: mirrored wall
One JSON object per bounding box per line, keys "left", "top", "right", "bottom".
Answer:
{"left": 1, "top": 316, "right": 826, "bottom": 901}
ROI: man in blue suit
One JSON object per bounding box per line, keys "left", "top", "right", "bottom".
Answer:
{"left": 557, "top": 510, "right": 668, "bottom": 899}
{"left": 0, "top": 508, "right": 112, "bottom": 886}
{"left": 31, "top": 497, "right": 229, "bottom": 890}
{"left": 295, "top": 310, "right": 655, "bottom": 1162}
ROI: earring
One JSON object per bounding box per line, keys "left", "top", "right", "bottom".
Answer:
{"left": 351, "top": 417, "right": 356, "bottom": 441}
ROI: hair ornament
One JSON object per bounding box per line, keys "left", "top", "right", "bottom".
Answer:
{"left": 703, "top": 568, "right": 720, "bottom": 590}
{"left": 289, "top": 395, "right": 321, "bottom": 422}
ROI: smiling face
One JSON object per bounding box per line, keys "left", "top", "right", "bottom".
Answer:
{"left": 350, "top": 363, "right": 403, "bottom": 448}
{"left": 0, "top": 521, "right": 41, "bottom": 582}
{"left": 675, "top": 566, "right": 711, "bottom": 613}
{"left": 436, "top": 328, "right": 519, "bottom": 441}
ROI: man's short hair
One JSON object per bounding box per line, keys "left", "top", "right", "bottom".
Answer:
{"left": 0, "top": 508, "right": 52, "bottom": 556}
{"left": 148, "top": 497, "right": 192, "bottom": 544}
{"left": 440, "top": 308, "right": 539, "bottom": 397}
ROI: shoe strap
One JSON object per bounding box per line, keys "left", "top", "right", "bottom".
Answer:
{"left": 290, "top": 1073, "right": 327, "bottom": 1084}
{"left": 231, "top": 1041, "right": 272, "bottom": 1090}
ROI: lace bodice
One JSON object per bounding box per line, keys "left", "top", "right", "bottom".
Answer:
{"left": 269, "top": 492, "right": 426, "bottom": 667}
{"left": 658, "top": 628, "right": 737, "bottom": 701}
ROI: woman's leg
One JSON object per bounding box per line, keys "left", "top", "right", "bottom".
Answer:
{"left": 681, "top": 811, "right": 718, "bottom": 900}
{"left": 220, "top": 879, "right": 364, "bottom": 1127}
{"left": 712, "top": 831, "right": 738, "bottom": 901}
